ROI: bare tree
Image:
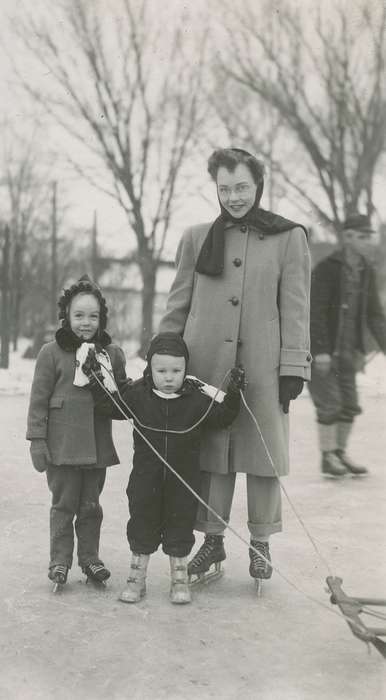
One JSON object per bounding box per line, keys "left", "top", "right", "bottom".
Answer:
{"left": 214, "top": 0, "right": 386, "bottom": 232}
{"left": 10, "top": 0, "right": 208, "bottom": 353}
{"left": 0, "top": 124, "right": 51, "bottom": 350}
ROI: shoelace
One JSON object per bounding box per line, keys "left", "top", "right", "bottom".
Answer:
{"left": 87, "top": 563, "right": 106, "bottom": 575}
{"left": 191, "top": 540, "right": 216, "bottom": 568}
{"left": 250, "top": 542, "right": 270, "bottom": 567}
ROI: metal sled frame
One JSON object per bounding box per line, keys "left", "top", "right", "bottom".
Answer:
{"left": 326, "top": 576, "right": 386, "bottom": 658}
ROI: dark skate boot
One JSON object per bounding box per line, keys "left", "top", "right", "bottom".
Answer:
{"left": 82, "top": 562, "right": 111, "bottom": 586}
{"left": 249, "top": 540, "right": 272, "bottom": 595}
{"left": 321, "top": 451, "right": 347, "bottom": 478}
{"left": 119, "top": 553, "right": 149, "bottom": 603}
{"left": 335, "top": 450, "right": 368, "bottom": 476}
{"left": 48, "top": 564, "right": 69, "bottom": 593}
{"left": 169, "top": 557, "right": 191, "bottom": 604}
{"left": 188, "top": 535, "right": 226, "bottom": 586}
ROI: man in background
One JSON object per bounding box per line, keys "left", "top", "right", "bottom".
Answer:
{"left": 309, "top": 214, "right": 386, "bottom": 477}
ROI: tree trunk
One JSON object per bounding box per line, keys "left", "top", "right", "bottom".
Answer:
{"left": 1, "top": 227, "right": 11, "bottom": 369}
{"left": 138, "top": 255, "right": 157, "bottom": 358}
{"left": 12, "top": 241, "right": 23, "bottom": 352}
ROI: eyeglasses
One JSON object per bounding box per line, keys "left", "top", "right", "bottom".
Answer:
{"left": 217, "top": 183, "right": 252, "bottom": 198}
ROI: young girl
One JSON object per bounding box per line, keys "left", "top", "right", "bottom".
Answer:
{"left": 83, "top": 331, "right": 244, "bottom": 604}
{"left": 26, "top": 275, "right": 126, "bottom": 588}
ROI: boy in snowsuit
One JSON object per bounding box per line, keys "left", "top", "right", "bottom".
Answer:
{"left": 84, "top": 332, "right": 244, "bottom": 604}
{"left": 27, "top": 275, "right": 127, "bottom": 587}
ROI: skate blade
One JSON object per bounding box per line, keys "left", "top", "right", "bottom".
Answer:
{"left": 254, "top": 578, "right": 263, "bottom": 597}
{"left": 52, "top": 582, "right": 64, "bottom": 593}
{"left": 86, "top": 576, "right": 107, "bottom": 587}
{"left": 189, "top": 563, "right": 224, "bottom": 588}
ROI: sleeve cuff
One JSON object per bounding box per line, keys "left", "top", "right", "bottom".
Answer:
{"left": 280, "top": 348, "right": 312, "bottom": 380}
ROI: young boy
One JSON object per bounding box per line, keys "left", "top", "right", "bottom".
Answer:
{"left": 84, "top": 332, "right": 244, "bottom": 604}
{"left": 27, "top": 275, "right": 126, "bottom": 588}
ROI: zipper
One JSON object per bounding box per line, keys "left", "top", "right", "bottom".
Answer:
{"left": 164, "top": 401, "right": 169, "bottom": 481}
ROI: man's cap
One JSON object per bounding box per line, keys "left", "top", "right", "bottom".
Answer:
{"left": 343, "top": 214, "right": 375, "bottom": 233}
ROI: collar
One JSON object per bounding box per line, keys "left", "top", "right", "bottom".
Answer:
{"left": 152, "top": 388, "right": 181, "bottom": 399}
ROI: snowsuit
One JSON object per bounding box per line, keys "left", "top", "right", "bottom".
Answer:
{"left": 95, "top": 376, "right": 240, "bottom": 557}
{"left": 26, "top": 328, "right": 127, "bottom": 569}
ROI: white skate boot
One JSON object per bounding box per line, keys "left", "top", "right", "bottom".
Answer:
{"left": 119, "top": 553, "right": 149, "bottom": 603}
{"left": 169, "top": 556, "right": 191, "bottom": 604}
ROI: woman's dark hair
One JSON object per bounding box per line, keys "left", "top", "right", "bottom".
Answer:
{"left": 207, "top": 148, "right": 265, "bottom": 185}
{"left": 58, "top": 275, "right": 108, "bottom": 331}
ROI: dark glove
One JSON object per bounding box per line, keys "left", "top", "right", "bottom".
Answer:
{"left": 82, "top": 348, "right": 104, "bottom": 387}
{"left": 228, "top": 366, "right": 246, "bottom": 393}
{"left": 279, "top": 376, "right": 304, "bottom": 414}
{"left": 30, "top": 439, "right": 51, "bottom": 473}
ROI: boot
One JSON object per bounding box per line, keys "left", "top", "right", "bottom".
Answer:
{"left": 335, "top": 449, "right": 368, "bottom": 476}
{"left": 169, "top": 556, "right": 191, "bottom": 604}
{"left": 48, "top": 564, "right": 69, "bottom": 585}
{"left": 119, "top": 553, "right": 149, "bottom": 603}
{"left": 82, "top": 562, "right": 111, "bottom": 584}
{"left": 321, "top": 451, "right": 347, "bottom": 477}
{"left": 188, "top": 534, "right": 226, "bottom": 585}
{"left": 249, "top": 540, "right": 273, "bottom": 581}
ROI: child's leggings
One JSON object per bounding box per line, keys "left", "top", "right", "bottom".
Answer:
{"left": 46, "top": 465, "right": 106, "bottom": 569}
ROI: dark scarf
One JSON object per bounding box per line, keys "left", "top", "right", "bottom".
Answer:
{"left": 196, "top": 183, "right": 308, "bottom": 276}
{"left": 55, "top": 325, "right": 112, "bottom": 352}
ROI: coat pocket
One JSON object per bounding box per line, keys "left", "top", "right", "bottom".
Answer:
{"left": 49, "top": 397, "right": 64, "bottom": 409}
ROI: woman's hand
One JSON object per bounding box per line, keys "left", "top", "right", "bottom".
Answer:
{"left": 279, "top": 376, "right": 304, "bottom": 413}
{"left": 228, "top": 366, "right": 246, "bottom": 393}
{"left": 313, "top": 353, "right": 332, "bottom": 376}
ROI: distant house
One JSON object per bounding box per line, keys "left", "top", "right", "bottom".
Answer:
{"left": 98, "top": 259, "right": 175, "bottom": 346}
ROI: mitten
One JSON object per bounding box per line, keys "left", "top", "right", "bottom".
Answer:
{"left": 82, "top": 348, "right": 104, "bottom": 387}
{"left": 279, "top": 376, "right": 304, "bottom": 414}
{"left": 30, "top": 439, "right": 51, "bottom": 473}
{"left": 228, "top": 366, "right": 246, "bottom": 393}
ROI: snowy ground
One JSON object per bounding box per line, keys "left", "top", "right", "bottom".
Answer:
{"left": 1, "top": 344, "right": 386, "bottom": 699}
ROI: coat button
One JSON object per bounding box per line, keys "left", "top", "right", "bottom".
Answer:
{"left": 233, "top": 258, "right": 242, "bottom": 267}
{"left": 229, "top": 296, "right": 239, "bottom": 306}
{"left": 240, "top": 224, "right": 247, "bottom": 233}
{"left": 237, "top": 338, "right": 242, "bottom": 346}
{"left": 306, "top": 353, "right": 312, "bottom": 362}
{"left": 258, "top": 233, "right": 265, "bottom": 240}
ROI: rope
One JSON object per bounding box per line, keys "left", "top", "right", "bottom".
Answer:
{"left": 99, "top": 363, "right": 232, "bottom": 435}
{"left": 89, "top": 368, "right": 370, "bottom": 635}
{"left": 241, "top": 393, "right": 333, "bottom": 577}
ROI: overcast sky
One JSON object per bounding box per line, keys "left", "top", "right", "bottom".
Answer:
{"left": 1, "top": 0, "right": 385, "bottom": 258}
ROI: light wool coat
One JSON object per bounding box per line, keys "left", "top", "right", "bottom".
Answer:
{"left": 27, "top": 341, "right": 126, "bottom": 468}
{"left": 159, "top": 221, "right": 311, "bottom": 477}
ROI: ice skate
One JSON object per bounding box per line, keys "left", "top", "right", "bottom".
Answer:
{"left": 321, "top": 451, "right": 347, "bottom": 478}
{"left": 249, "top": 540, "right": 272, "bottom": 596}
{"left": 119, "top": 553, "right": 149, "bottom": 603}
{"left": 83, "top": 562, "right": 111, "bottom": 586}
{"left": 335, "top": 450, "right": 368, "bottom": 476}
{"left": 169, "top": 557, "right": 191, "bottom": 604}
{"left": 48, "top": 564, "right": 69, "bottom": 593}
{"left": 188, "top": 535, "right": 226, "bottom": 587}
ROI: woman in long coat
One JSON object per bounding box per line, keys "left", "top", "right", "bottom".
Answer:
{"left": 159, "top": 148, "right": 311, "bottom": 584}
